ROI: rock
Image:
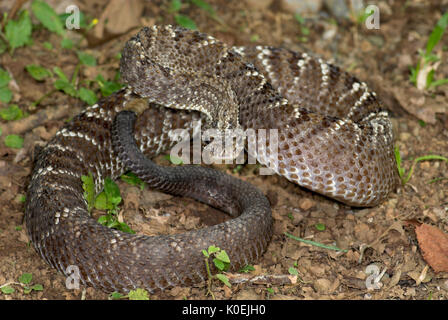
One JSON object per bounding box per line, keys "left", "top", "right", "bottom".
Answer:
{"left": 324, "top": 0, "right": 349, "bottom": 19}
{"left": 298, "top": 198, "right": 315, "bottom": 210}
{"left": 281, "top": 0, "right": 323, "bottom": 15}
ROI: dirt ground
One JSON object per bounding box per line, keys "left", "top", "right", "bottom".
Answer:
{"left": 0, "top": 0, "right": 447, "bottom": 300}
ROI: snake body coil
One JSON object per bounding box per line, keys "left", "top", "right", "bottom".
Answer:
{"left": 25, "top": 26, "right": 397, "bottom": 293}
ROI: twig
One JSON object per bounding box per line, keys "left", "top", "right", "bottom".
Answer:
{"left": 285, "top": 232, "right": 348, "bottom": 252}
{"left": 0, "top": 103, "right": 79, "bottom": 136}
{"left": 225, "top": 273, "right": 298, "bottom": 286}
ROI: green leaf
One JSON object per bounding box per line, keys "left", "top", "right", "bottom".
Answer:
{"left": 1, "top": 285, "right": 15, "bottom": 294}
{"left": 191, "top": 0, "right": 215, "bottom": 15}
{"left": 202, "top": 249, "right": 209, "bottom": 258}
{"left": 104, "top": 177, "right": 122, "bottom": 208}
{"left": 0, "top": 68, "right": 11, "bottom": 87}
{"left": 175, "top": 14, "right": 197, "bottom": 29}
{"left": 128, "top": 288, "right": 150, "bottom": 300}
{"left": 77, "top": 51, "right": 97, "bottom": 66}
{"left": 53, "top": 67, "right": 69, "bottom": 82}
{"left": 78, "top": 87, "right": 97, "bottom": 105}
{"left": 215, "top": 274, "right": 231, "bottom": 288}
{"left": 394, "top": 145, "right": 405, "bottom": 179}
{"left": 25, "top": 64, "right": 52, "bottom": 81}
{"left": 100, "top": 81, "right": 122, "bottom": 97}
{"left": 207, "top": 245, "right": 220, "bottom": 255}
{"left": 43, "top": 41, "right": 53, "bottom": 50}
{"left": 170, "top": 0, "right": 182, "bottom": 12}
{"left": 31, "top": 284, "right": 43, "bottom": 291}
{"left": 81, "top": 173, "right": 95, "bottom": 212}
{"left": 163, "top": 154, "right": 184, "bottom": 165}
{"left": 288, "top": 267, "right": 299, "bottom": 276}
{"left": 426, "top": 12, "right": 448, "bottom": 55}
{"left": 0, "top": 38, "right": 7, "bottom": 55}
{"left": 19, "top": 273, "right": 32, "bottom": 285}
{"left": 215, "top": 250, "right": 230, "bottom": 263}
{"left": 0, "top": 87, "right": 12, "bottom": 103}
{"left": 294, "top": 13, "right": 305, "bottom": 25}
{"left": 121, "top": 172, "right": 145, "bottom": 190}
{"left": 238, "top": 265, "right": 255, "bottom": 273}
{"left": 110, "top": 291, "right": 124, "bottom": 299}
{"left": 315, "top": 223, "right": 326, "bottom": 231}
{"left": 60, "top": 38, "right": 74, "bottom": 49}
{"left": 31, "top": 0, "right": 65, "bottom": 36}
{"left": 0, "top": 105, "right": 24, "bottom": 121}
{"left": 95, "top": 75, "right": 123, "bottom": 97}
{"left": 54, "top": 79, "right": 77, "bottom": 97}
{"left": 4, "top": 10, "right": 32, "bottom": 51}
{"left": 94, "top": 192, "right": 108, "bottom": 211}
{"left": 429, "top": 78, "right": 448, "bottom": 88}
{"left": 213, "top": 258, "right": 226, "bottom": 271}
{"left": 4, "top": 134, "right": 24, "bottom": 149}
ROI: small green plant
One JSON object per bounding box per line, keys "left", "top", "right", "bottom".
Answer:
{"left": 410, "top": 12, "right": 448, "bottom": 90}
{"left": 294, "top": 13, "right": 310, "bottom": 42}
{"left": 2, "top": 10, "right": 32, "bottom": 54}
{"left": 394, "top": 145, "right": 448, "bottom": 185}
{"left": 0, "top": 273, "right": 43, "bottom": 295}
{"left": 315, "top": 223, "right": 326, "bottom": 231}
{"left": 0, "top": 104, "right": 26, "bottom": 121}
{"left": 121, "top": 172, "right": 145, "bottom": 190}
{"left": 238, "top": 264, "right": 255, "bottom": 273}
{"left": 109, "top": 288, "right": 150, "bottom": 300}
{"left": 4, "top": 134, "right": 24, "bottom": 149}
{"left": 81, "top": 173, "right": 135, "bottom": 234}
{"left": 288, "top": 267, "right": 299, "bottom": 276}
{"left": 202, "top": 245, "right": 231, "bottom": 299}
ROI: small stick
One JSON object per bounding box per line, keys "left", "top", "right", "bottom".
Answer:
{"left": 0, "top": 104, "right": 79, "bottom": 136}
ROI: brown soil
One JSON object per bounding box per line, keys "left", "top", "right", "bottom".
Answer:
{"left": 0, "top": 0, "right": 447, "bottom": 300}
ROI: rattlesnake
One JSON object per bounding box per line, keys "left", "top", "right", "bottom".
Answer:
{"left": 25, "top": 26, "right": 398, "bottom": 293}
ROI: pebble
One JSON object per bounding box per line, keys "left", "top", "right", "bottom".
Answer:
{"left": 298, "top": 198, "right": 315, "bottom": 210}
{"left": 324, "top": 0, "right": 349, "bottom": 18}
{"left": 281, "top": 0, "right": 323, "bottom": 14}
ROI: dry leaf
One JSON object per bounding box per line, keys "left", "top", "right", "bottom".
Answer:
{"left": 415, "top": 223, "right": 448, "bottom": 272}
{"left": 93, "top": 0, "right": 144, "bottom": 39}
{"left": 392, "top": 86, "right": 446, "bottom": 124}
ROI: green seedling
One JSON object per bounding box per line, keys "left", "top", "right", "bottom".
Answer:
{"left": 202, "top": 245, "right": 231, "bottom": 299}
{"left": 294, "top": 13, "right": 310, "bottom": 42}
{"left": 121, "top": 172, "right": 145, "bottom": 191}
{"left": 410, "top": 12, "right": 448, "bottom": 90}
{"left": 82, "top": 173, "right": 135, "bottom": 234}
{"left": 394, "top": 145, "right": 448, "bottom": 185}
{"left": 0, "top": 273, "right": 43, "bottom": 295}
{"left": 109, "top": 288, "right": 150, "bottom": 300}
{"left": 238, "top": 264, "right": 255, "bottom": 273}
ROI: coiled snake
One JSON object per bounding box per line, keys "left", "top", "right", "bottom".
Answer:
{"left": 25, "top": 26, "right": 398, "bottom": 293}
